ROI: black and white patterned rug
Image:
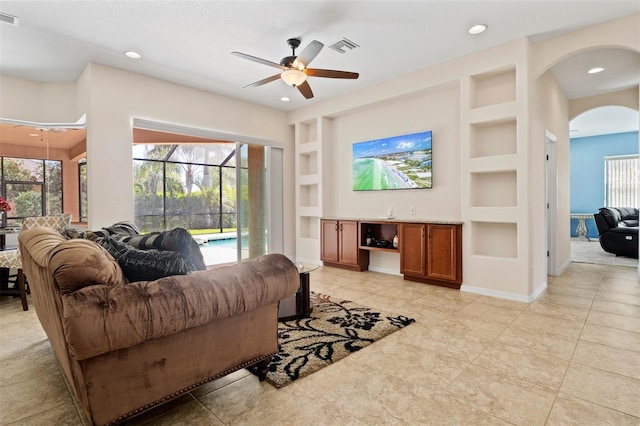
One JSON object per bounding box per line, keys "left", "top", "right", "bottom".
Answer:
{"left": 265, "top": 292, "right": 415, "bottom": 388}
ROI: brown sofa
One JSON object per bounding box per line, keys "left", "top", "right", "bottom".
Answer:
{"left": 19, "top": 227, "right": 299, "bottom": 425}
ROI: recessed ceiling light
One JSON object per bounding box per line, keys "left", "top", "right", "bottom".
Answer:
{"left": 124, "top": 51, "right": 142, "bottom": 59}
{"left": 570, "top": 129, "right": 578, "bottom": 133}
{"left": 280, "top": 97, "right": 290, "bottom": 102}
{"left": 29, "top": 133, "right": 39, "bottom": 137}
{"left": 587, "top": 67, "right": 604, "bottom": 74}
{"left": 468, "top": 24, "right": 487, "bottom": 35}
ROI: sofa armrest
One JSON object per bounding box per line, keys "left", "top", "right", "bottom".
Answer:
{"left": 61, "top": 253, "right": 299, "bottom": 360}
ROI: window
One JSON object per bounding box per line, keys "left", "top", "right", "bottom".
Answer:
{"left": 604, "top": 154, "right": 639, "bottom": 207}
{"left": 1, "top": 157, "right": 63, "bottom": 226}
{"left": 133, "top": 143, "right": 239, "bottom": 233}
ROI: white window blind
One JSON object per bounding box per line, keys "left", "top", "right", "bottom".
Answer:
{"left": 604, "top": 154, "right": 639, "bottom": 207}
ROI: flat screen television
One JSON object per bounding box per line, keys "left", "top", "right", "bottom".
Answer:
{"left": 352, "top": 130, "right": 432, "bottom": 191}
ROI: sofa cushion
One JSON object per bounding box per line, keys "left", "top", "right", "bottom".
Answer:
{"left": 599, "top": 207, "right": 621, "bottom": 229}
{"left": 99, "top": 237, "right": 194, "bottom": 283}
{"left": 117, "top": 227, "right": 206, "bottom": 271}
{"left": 49, "top": 239, "right": 126, "bottom": 293}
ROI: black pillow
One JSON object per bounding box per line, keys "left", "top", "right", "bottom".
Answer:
{"left": 117, "top": 227, "right": 206, "bottom": 271}
{"left": 99, "top": 237, "right": 194, "bottom": 283}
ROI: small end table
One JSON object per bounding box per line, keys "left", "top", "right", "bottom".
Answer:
{"left": 277, "top": 263, "right": 319, "bottom": 321}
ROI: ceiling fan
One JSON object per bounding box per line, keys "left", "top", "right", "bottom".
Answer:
{"left": 232, "top": 38, "right": 359, "bottom": 99}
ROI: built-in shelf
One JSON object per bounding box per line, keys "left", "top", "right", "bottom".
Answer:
{"left": 299, "top": 216, "right": 319, "bottom": 239}
{"left": 470, "top": 67, "right": 516, "bottom": 109}
{"left": 359, "top": 245, "right": 399, "bottom": 253}
{"left": 470, "top": 171, "right": 517, "bottom": 207}
{"left": 470, "top": 118, "right": 517, "bottom": 158}
{"left": 299, "top": 150, "right": 318, "bottom": 175}
{"left": 471, "top": 221, "right": 518, "bottom": 259}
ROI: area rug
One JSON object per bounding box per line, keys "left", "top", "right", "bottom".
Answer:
{"left": 265, "top": 292, "right": 415, "bottom": 388}
{"left": 571, "top": 240, "right": 638, "bottom": 268}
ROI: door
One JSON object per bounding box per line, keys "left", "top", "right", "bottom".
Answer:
{"left": 426, "top": 224, "right": 460, "bottom": 282}
{"left": 545, "top": 130, "right": 558, "bottom": 275}
{"left": 399, "top": 223, "right": 426, "bottom": 276}
{"left": 320, "top": 219, "right": 339, "bottom": 263}
{"left": 338, "top": 220, "right": 359, "bottom": 266}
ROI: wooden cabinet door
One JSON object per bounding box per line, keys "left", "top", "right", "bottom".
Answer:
{"left": 426, "top": 224, "right": 461, "bottom": 283}
{"left": 338, "top": 220, "right": 359, "bottom": 266}
{"left": 399, "top": 223, "right": 426, "bottom": 276}
{"left": 320, "top": 220, "right": 339, "bottom": 263}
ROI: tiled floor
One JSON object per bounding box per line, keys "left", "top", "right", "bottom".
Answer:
{"left": 1, "top": 262, "right": 638, "bottom": 425}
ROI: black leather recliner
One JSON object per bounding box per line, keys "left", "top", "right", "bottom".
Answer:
{"left": 593, "top": 207, "right": 639, "bottom": 259}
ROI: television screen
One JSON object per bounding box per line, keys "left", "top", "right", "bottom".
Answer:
{"left": 352, "top": 130, "right": 432, "bottom": 191}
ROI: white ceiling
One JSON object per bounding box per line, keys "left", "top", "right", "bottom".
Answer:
{"left": 0, "top": 1, "right": 638, "bottom": 136}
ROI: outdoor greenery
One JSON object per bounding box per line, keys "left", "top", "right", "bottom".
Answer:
{"left": 1, "top": 157, "right": 63, "bottom": 220}
{"left": 133, "top": 144, "right": 239, "bottom": 233}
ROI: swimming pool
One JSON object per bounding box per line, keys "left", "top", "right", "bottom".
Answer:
{"left": 205, "top": 238, "right": 238, "bottom": 249}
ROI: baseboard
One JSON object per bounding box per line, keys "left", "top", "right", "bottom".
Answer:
{"left": 367, "top": 266, "right": 402, "bottom": 276}
{"left": 461, "top": 281, "right": 547, "bottom": 303}
{"left": 557, "top": 258, "right": 571, "bottom": 274}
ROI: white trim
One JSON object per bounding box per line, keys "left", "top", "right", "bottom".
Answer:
{"left": 545, "top": 129, "right": 558, "bottom": 143}
{"left": 0, "top": 114, "right": 86, "bottom": 129}
{"left": 557, "top": 258, "right": 571, "bottom": 275}
{"left": 461, "top": 281, "right": 547, "bottom": 303}
{"left": 132, "top": 118, "right": 285, "bottom": 149}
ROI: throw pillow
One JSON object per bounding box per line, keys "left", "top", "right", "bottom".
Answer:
{"left": 118, "top": 227, "right": 206, "bottom": 271}
{"left": 49, "top": 239, "right": 126, "bottom": 293}
{"left": 99, "top": 237, "right": 194, "bottom": 283}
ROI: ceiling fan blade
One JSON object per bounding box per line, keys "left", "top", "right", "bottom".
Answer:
{"left": 292, "top": 40, "right": 324, "bottom": 69}
{"left": 244, "top": 74, "right": 281, "bottom": 88}
{"left": 297, "top": 81, "right": 314, "bottom": 99}
{"left": 305, "top": 69, "right": 359, "bottom": 79}
{"left": 231, "top": 51, "right": 286, "bottom": 70}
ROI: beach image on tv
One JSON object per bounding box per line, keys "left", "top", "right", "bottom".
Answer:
{"left": 352, "top": 130, "right": 432, "bottom": 191}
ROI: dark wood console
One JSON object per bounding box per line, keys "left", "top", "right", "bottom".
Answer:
{"left": 320, "top": 219, "right": 462, "bottom": 288}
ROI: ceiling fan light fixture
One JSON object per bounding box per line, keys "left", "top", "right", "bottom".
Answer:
{"left": 587, "top": 67, "right": 604, "bottom": 74}
{"left": 281, "top": 69, "right": 307, "bottom": 87}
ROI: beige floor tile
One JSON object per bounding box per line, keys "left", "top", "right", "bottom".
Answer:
{"left": 0, "top": 369, "right": 74, "bottom": 424}
{"left": 197, "top": 374, "right": 309, "bottom": 425}
{"left": 363, "top": 339, "right": 469, "bottom": 390}
{"left": 120, "top": 394, "right": 199, "bottom": 425}
{"left": 550, "top": 275, "right": 601, "bottom": 290}
{"left": 398, "top": 322, "right": 488, "bottom": 363}
{"left": 473, "top": 342, "right": 569, "bottom": 389}
{"left": 320, "top": 370, "right": 433, "bottom": 425}
{"left": 586, "top": 310, "right": 640, "bottom": 333}
{"left": 455, "top": 301, "right": 523, "bottom": 325}
{"left": 560, "top": 365, "right": 640, "bottom": 417}
{"left": 598, "top": 278, "right": 640, "bottom": 296}
{"left": 579, "top": 323, "right": 640, "bottom": 352}
{"left": 279, "top": 397, "right": 367, "bottom": 426}
{"left": 473, "top": 295, "right": 529, "bottom": 312}
{"left": 137, "top": 399, "right": 224, "bottom": 426}
{"left": 603, "top": 268, "right": 640, "bottom": 281}
{"left": 497, "top": 325, "right": 578, "bottom": 361}
{"left": 0, "top": 340, "right": 57, "bottom": 386}
{"left": 537, "top": 292, "right": 594, "bottom": 309}
{"left": 546, "top": 392, "right": 640, "bottom": 426}
{"left": 446, "top": 364, "right": 557, "bottom": 426}
{"left": 591, "top": 299, "right": 640, "bottom": 318}
{"left": 596, "top": 290, "right": 640, "bottom": 306}
{"left": 4, "top": 401, "right": 83, "bottom": 426}
{"left": 526, "top": 300, "right": 589, "bottom": 323}
{"left": 544, "top": 283, "right": 598, "bottom": 299}
{"left": 512, "top": 311, "right": 584, "bottom": 339}
{"left": 407, "top": 389, "right": 512, "bottom": 425}
{"left": 571, "top": 340, "right": 640, "bottom": 379}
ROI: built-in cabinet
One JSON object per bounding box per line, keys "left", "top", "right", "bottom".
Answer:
{"left": 321, "top": 219, "right": 462, "bottom": 288}
{"left": 320, "top": 219, "right": 369, "bottom": 271}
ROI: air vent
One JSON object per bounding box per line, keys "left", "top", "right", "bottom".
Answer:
{"left": 328, "top": 37, "right": 359, "bottom": 54}
{"left": 0, "top": 12, "right": 19, "bottom": 25}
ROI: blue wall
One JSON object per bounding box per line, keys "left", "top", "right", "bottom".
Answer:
{"left": 570, "top": 131, "right": 638, "bottom": 239}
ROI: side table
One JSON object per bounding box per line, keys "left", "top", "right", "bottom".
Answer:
{"left": 277, "top": 263, "right": 319, "bottom": 321}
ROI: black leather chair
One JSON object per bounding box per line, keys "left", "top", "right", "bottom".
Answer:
{"left": 593, "top": 207, "right": 639, "bottom": 259}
